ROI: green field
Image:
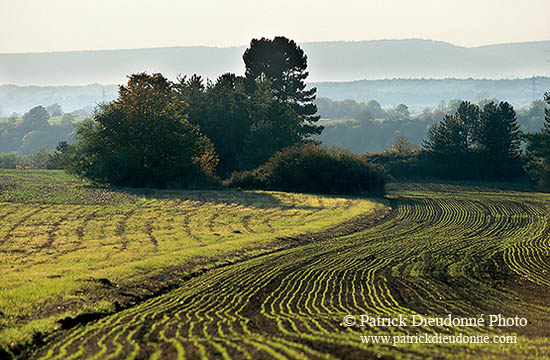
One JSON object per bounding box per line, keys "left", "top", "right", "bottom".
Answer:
{"left": 0, "top": 170, "right": 384, "bottom": 356}
{"left": 28, "top": 181, "right": 550, "bottom": 359}
{"left": 2, "top": 171, "right": 550, "bottom": 359}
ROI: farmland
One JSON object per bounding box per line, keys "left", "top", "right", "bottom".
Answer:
{"left": 27, "top": 181, "right": 550, "bottom": 359}
{"left": 0, "top": 170, "right": 384, "bottom": 356}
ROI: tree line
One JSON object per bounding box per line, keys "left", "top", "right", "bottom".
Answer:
{"left": 56, "top": 36, "right": 390, "bottom": 195}
{"left": 65, "top": 37, "right": 333, "bottom": 189}
{"left": 4, "top": 95, "right": 546, "bottom": 159}
{"left": 421, "top": 100, "right": 522, "bottom": 178}
{"left": 317, "top": 97, "right": 548, "bottom": 154}
{"left": 362, "top": 94, "right": 550, "bottom": 188}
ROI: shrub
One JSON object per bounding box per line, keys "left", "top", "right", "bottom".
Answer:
{"left": 364, "top": 151, "right": 524, "bottom": 181}
{"left": 225, "top": 143, "right": 386, "bottom": 196}
{"left": 224, "top": 169, "right": 266, "bottom": 189}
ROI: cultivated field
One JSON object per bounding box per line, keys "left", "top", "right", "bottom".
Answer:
{"left": 29, "top": 182, "right": 550, "bottom": 359}
{"left": 0, "top": 170, "right": 383, "bottom": 356}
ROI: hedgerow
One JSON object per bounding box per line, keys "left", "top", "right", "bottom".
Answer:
{"left": 225, "top": 143, "right": 386, "bottom": 196}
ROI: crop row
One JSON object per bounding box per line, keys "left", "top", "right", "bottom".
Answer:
{"left": 34, "top": 186, "right": 550, "bottom": 359}
{"left": 1, "top": 189, "right": 372, "bottom": 352}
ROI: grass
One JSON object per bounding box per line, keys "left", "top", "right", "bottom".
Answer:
{"left": 0, "top": 170, "right": 384, "bottom": 355}
{"left": 31, "top": 181, "right": 550, "bottom": 359}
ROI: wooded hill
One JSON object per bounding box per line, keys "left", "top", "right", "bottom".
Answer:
{"left": 1, "top": 39, "right": 549, "bottom": 86}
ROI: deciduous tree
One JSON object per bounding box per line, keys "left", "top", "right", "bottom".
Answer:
{"left": 68, "top": 73, "right": 218, "bottom": 187}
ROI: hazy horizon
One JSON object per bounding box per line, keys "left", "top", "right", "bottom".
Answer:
{"left": 1, "top": 0, "right": 549, "bottom": 54}
{"left": 2, "top": 38, "right": 549, "bottom": 56}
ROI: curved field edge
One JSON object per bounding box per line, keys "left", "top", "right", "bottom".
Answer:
{"left": 0, "top": 170, "right": 388, "bottom": 356}
{"left": 32, "top": 182, "right": 550, "bottom": 360}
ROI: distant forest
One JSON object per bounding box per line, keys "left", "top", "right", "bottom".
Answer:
{"left": 1, "top": 77, "right": 548, "bottom": 115}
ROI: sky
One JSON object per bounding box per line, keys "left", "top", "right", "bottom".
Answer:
{"left": 1, "top": 0, "right": 549, "bottom": 53}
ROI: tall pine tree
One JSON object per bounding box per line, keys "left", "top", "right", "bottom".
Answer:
{"left": 423, "top": 101, "right": 479, "bottom": 157}
{"left": 476, "top": 101, "right": 521, "bottom": 161}
{"left": 243, "top": 36, "right": 322, "bottom": 139}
